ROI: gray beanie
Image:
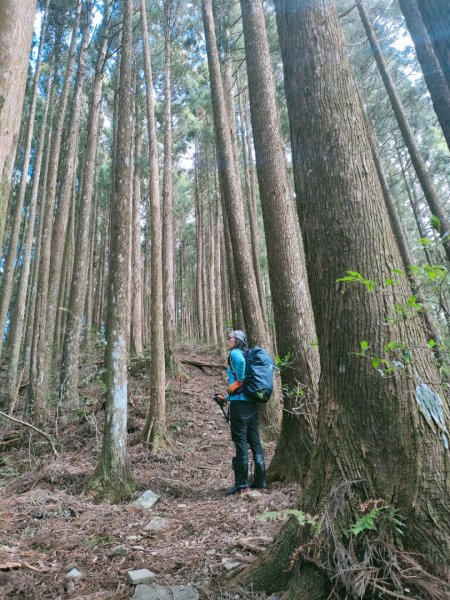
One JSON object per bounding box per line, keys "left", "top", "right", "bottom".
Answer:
{"left": 227, "top": 330, "right": 248, "bottom": 348}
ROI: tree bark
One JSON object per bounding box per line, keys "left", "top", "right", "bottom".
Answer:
{"left": 0, "top": 0, "right": 36, "bottom": 252}
{"left": 140, "top": 0, "right": 168, "bottom": 453}
{"left": 87, "top": 0, "right": 137, "bottom": 503}
{"left": 240, "top": 0, "right": 450, "bottom": 595}
{"left": 398, "top": 0, "right": 450, "bottom": 152}
{"left": 130, "top": 92, "right": 144, "bottom": 357}
{"left": 0, "top": 0, "right": 49, "bottom": 358}
{"left": 240, "top": 0, "right": 319, "bottom": 482}
{"left": 162, "top": 0, "right": 177, "bottom": 373}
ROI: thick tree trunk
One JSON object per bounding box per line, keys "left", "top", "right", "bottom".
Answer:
{"left": 356, "top": 0, "right": 450, "bottom": 265}
{"left": 140, "top": 0, "right": 168, "bottom": 453}
{"left": 0, "top": 1, "right": 49, "bottom": 358}
{"left": 240, "top": 0, "right": 319, "bottom": 482}
{"left": 239, "top": 0, "right": 450, "bottom": 596}
{"left": 0, "top": 0, "right": 36, "bottom": 252}
{"left": 87, "top": 0, "right": 137, "bottom": 503}
{"left": 59, "top": 4, "right": 111, "bottom": 413}
{"left": 417, "top": 0, "right": 450, "bottom": 92}
{"left": 398, "top": 0, "right": 450, "bottom": 152}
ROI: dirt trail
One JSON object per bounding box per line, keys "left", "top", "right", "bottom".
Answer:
{"left": 0, "top": 346, "right": 299, "bottom": 599}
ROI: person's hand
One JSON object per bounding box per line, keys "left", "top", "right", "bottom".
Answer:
{"left": 214, "top": 393, "right": 226, "bottom": 402}
{"left": 228, "top": 381, "right": 243, "bottom": 394}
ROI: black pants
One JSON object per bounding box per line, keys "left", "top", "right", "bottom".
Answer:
{"left": 229, "top": 401, "right": 264, "bottom": 462}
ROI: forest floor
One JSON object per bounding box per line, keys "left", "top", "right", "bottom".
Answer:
{"left": 0, "top": 343, "right": 299, "bottom": 600}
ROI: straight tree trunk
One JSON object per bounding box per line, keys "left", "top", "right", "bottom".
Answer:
{"left": 87, "top": 0, "right": 137, "bottom": 503}
{"left": 0, "top": 1, "right": 49, "bottom": 357}
{"left": 0, "top": 0, "right": 36, "bottom": 252}
{"left": 214, "top": 196, "right": 224, "bottom": 341}
{"left": 195, "top": 148, "right": 205, "bottom": 339}
{"left": 140, "top": 0, "right": 167, "bottom": 453}
{"left": 356, "top": 0, "right": 450, "bottom": 265}
{"left": 238, "top": 85, "right": 265, "bottom": 313}
{"left": 162, "top": 0, "right": 177, "bottom": 373}
{"left": 59, "top": 4, "right": 111, "bottom": 412}
{"left": 240, "top": 1, "right": 450, "bottom": 595}
{"left": 398, "top": 0, "right": 450, "bottom": 152}
{"left": 417, "top": 0, "right": 450, "bottom": 92}
{"left": 240, "top": 0, "right": 319, "bottom": 482}
{"left": 130, "top": 92, "right": 143, "bottom": 356}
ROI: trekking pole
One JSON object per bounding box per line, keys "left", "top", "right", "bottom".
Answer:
{"left": 213, "top": 394, "right": 230, "bottom": 423}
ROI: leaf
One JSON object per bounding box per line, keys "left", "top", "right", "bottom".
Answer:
{"left": 360, "top": 340, "right": 369, "bottom": 352}
{"left": 428, "top": 339, "right": 436, "bottom": 348}
{"left": 431, "top": 214, "right": 441, "bottom": 231}
{"left": 371, "top": 358, "right": 380, "bottom": 369}
{"left": 418, "top": 237, "right": 432, "bottom": 247}
{"left": 383, "top": 277, "right": 398, "bottom": 287}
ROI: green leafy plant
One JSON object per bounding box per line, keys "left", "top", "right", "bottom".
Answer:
{"left": 275, "top": 351, "right": 292, "bottom": 369}
{"left": 350, "top": 505, "right": 405, "bottom": 537}
{"left": 336, "top": 270, "right": 376, "bottom": 292}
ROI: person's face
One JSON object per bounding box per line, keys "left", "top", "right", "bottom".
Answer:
{"left": 226, "top": 336, "right": 236, "bottom": 350}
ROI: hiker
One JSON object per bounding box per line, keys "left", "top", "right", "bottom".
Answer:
{"left": 218, "top": 330, "right": 267, "bottom": 495}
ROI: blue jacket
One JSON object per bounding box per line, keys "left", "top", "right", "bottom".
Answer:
{"left": 226, "top": 348, "right": 252, "bottom": 402}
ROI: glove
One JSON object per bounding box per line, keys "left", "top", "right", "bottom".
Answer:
{"left": 228, "top": 381, "right": 243, "bottom": 394}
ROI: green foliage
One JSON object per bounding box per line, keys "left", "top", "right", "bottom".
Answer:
{"left": 336, "top": 271, "right": 376, "bottom": 292}
{"left": 430, "top": 215, "right": 441, "bottom": 232}
{"left": 350, "top": 505, "right": 405, "bottom": 537}
{"left": 275, "top": 351, "right": 292, "bottom": 369}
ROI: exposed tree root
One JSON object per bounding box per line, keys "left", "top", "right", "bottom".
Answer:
{"left": 236, "top": 481, "right": 450, "bottom": 599}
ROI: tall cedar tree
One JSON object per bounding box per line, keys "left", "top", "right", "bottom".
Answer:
{"left": 239, "top": 0, "right": 319, "bottom": 483}
{"left": 237, "top": 0, "right": 450, "bottom": 597}
{"left": 140, "top": 0, "right": 168, "bottom": 452}
{"left": 87, "top": 0, "right": 137, "bottom": 503}
{"left": 0, "top": 0, "right": 36, "bottom": 253}
{"left": 0, "top": 0, "right": 49, "bottom": 359}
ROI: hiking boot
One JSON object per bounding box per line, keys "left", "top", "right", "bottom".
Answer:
{"left": 250, "top": 455, "right": 267, "bottom": 490}
{"left": 226, "top": 458, "right": 249, "bottom": 495}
